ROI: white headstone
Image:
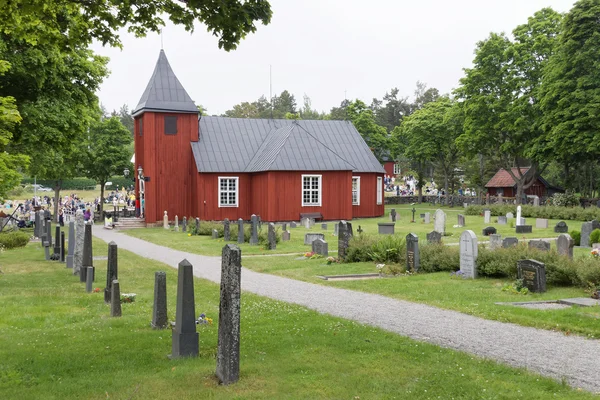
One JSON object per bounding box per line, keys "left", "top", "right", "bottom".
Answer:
{"left": 175, "top": 215, "right": 179, "bottom": 232}
{"left": 516, "top": 206, "right": 522, "bottom": 226}
{"left": 459, "top": 230, "right": 478, "bottom": 279}
{"left": 163, "top": 211, "right": 169, "bottom": 229}
{"left": 535, "top": 218, "right": 548, "bottom": 229}
{"left": 484, "top": 210, "right": 491, "bottom": 224}
{"left": 433, "top": 209, "right": 446, "bottom": 235}
{"left": 424, "top": 213, "right": 430, "bottom": 224}
{"left": 506, "top": 212, "right": 514, "bottom": 219}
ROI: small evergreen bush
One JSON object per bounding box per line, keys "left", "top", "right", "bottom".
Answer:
{"left": 570, "top": 230, "right": 581, "bottom": 246}
{"left": 590, "top": 229, "right": 600, "bottom": 245}
{"left": 0, "top": 231, "right": 30, "bottom": 250}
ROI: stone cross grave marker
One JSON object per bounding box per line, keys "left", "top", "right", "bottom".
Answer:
{"left": 312, "top": 238, "right": 328, "bottom": 256}
{"left": 556, "top": 234, "right": 574, "bottom": 259}
{"left": 104, "top": 242, "right": 118, "bottom": 304}
{"left": 517, "top": 259, "right": 546, "bottom": 293}
{"left": 426, "top": 231, "right": 442, "bottom": 244}
{"left": 175, "top": 215, "right": 179, "bottom": 232}
{"left": 216, "top": 245, "right": 242, "bottom": 385}
{"left": 424, "top": 212, "right": 430, "bottom": 224}
{"left": 237, "top": 219, "right": 244, "bottom": 244}
{"left": 223, "top": 218, "right": 230, "bottom": 241}
{"left": 528, "top": 240, "right": 550, "bottom": 252}
{"left": 66, "top": 221, "right": 75, "bottom": 269}
{"left": 249, "top": 214, "right": 259, "bottom": 245}
{"left": 516, "top": 206, "right": 522, "bottom": 226}
{"left": 268, "top": 223, "right": 276, "bottom": 250}
{"left": 163, "top": 211, "right": 169, "bottom": 229}
{"left": 459, "top": 230, "right": 478, "bottom": 279}
{"left": 152, "top": 271, "right": 168, "bottom": 329}
{"left": 305, "top": 232, "right": 325, "bottom": 245}
{"left": 484, "top": 210, "right": 491, "bottom": 224}
{"left": 498, "top": 216, "right": 507, "bottom": 225}
{"left": 338, "top": 221, "right": 353, "bottom": 260}
{"left": 357, "top": 225, "right": 363, "bottom": 234}
{"left": 554, "top": 221, "right": 568, "bottom": 233}
{"left": 502, "top": 237, "right": 519, "bottom": 248}
{"left": 489, "top": 234, "right": 502, "bottom": 250}
{"left": 433, "top": 209, "right": 446, "bottom": 235}
{"left": 110, "top": 279, "right": 122, "bottom": 317}
{"left": 182, "top": 216, "right": 187, "bottom": 232}
{"left": 406, "top": 233, "right": 420, "bottom": 272}
{"left": 457, "top": 214, "right": 465, "bottom": 227}
{"left": 171, "top": 259, "right": 199, "bottom": 358}
{"left": 80, "top": 223, "right": 94, "bottom": 283}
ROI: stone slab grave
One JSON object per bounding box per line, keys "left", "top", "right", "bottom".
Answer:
{"left": 516, "top": 225, "right": 532, "bottom": 234}
{"left": 482, "top": 226, "right": 496, "bottom": 236}
{"left": 517, "top": 259, "right": 546, "bottom": 293}
{"left": 459, "top": 230, "right": 478, "bottom": 279}
{"left": 282, "top": 231, "right": 290, "bottom": 241}
{"left": 495, "top": 301, "right": 571, "bottom": 310}
{"left": 433, "top": 209, "right": 446, "bottom": 235}
{"left": 377, "top": 222, "right": 395, "bottom": 235}
{"left": 304, "top": 233, "right": 325, "bottom": 245}
{"left": 528, "top": 240, "right": 550, "bottom": 252}
{"left": 171, "top": 259, "right": 199, "bottom": 358}
{"left": 317, "top": 273, "right": 380, "bottom": 281}
{"left": 502, "top": 237, "right": 519, "bottom": 248}
{"left": 406, "top": 233, "right": 419, "bottom": 272}
{"left": 580, "top": 220, "right": 600, "bottom": 247}
{"left": 535, "top": 218, "right": 548, "bottom": 229}
{"left": 556, "top": 234, "right": 574, "bottom": 259}
{"left": 554, "top": 221, "right": 568, "bottom": 233}
{"left": 426, "top": 231, "right": 442, "bottom": 244}
{"left": 312, "top": 238, "right": 328, "bottom": 256}
{"left": 497, "top": 216, "right": 507, "bottom": 225}
{"left": 559, "top": 298, "right": 600, "bottom": 307}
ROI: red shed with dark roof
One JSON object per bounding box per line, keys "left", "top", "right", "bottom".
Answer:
{"left": 485, "top": 168, "right": 563, "bottom": 198}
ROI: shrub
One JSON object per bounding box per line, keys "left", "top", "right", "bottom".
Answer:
{"left": 346, "top": 234, "right": 406, "bottom": 263}
{"left": 21, "top": 177, "right": 97, "bottom": 191}
{"left": 550, "top": 192, "right": 580, "bottom": 207}
{"left": 345, "top": 234, "right": 378, "bottom": 262}
{"left": 0, "top": 231, "right": 30, "bottom": 250}
{"left": 465, "top": 204, "right": 600, "bottom": 221}
{"left": 188, "top": 220, "right": 280, "bottom": 245}
{"left": 590, "top": 229, "right": 600, "bottom": 245}
{"left": 570, "top": 230, "right": 581, "bottom": 246}
{"left": 419, "top": 244, "right": 459, "bottom": 273}
{"left": 575, "top": 258, "right": 600, "bottom": 289}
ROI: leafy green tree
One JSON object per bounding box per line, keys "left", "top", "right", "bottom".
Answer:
{"left": 412, "top": 81, "right": 440, "bottom": 113}
{"left": 299, "top": 95, "right": 325, "bottom": 120}
{"left": 82, "top": 117, "right": 133, "bottom": 219}
{"left": 118, "top": 105, "right": 134, "bottom": 136}
{"left": 373, "top": 88, "right": 412, "bottom": 132}
{"left": 347, "top": 100, "right": 389, "bottom": 162}
{"left": 271, "top": 90, "right": 297, "bottom": 118}
{"left": 328, "top": 99, "right": 350, "bottom": 120}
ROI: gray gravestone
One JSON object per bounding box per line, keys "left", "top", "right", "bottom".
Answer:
{"left": 60, "top": 232, "right": 65, "bottom": 263}
{"left": 528, "top": 240, "right": 550, "bottom": 252}
{"left": 73, "top": 210, "right": 84, "bottom": 276}
{"left": 85, "top": 267, "right": 94, "bottom": 293}
{"left": 457, "top": 214, "right": 465, "bottom": 227}
{"left": 237, "top": 218, "right": 244, "bottom": 244}
{"left": 498, "top": 216, "right": 507, "bottom": 225}
{"left": 482, "top": 226, "right": 497, "bottom": 236}
{"left": 268, "top": 223, "right": 276, "bottom": 250}
{"left": 216, "top": 245, "right": 242, "bottom": 385}
{"left": 484, "top": 210, "right": 491, "bottom": 224}
{"left": 223, "top": 218, "right": 230, "bottom": 241}
{"left": 580, "top": 220, "right": 600, "bottom": 247}
{"left": 426, "top": 231, "right": 442, "bottom": 244}
{"left": 433, "top": 209, "right": 446, "bottom": 235}
{"left": 282, "top": 231, "right": 290, "bottom": 241}
{"left": 424, "top": 212, "right": 430, "bottom": 224}
{"left": 312, "top": 238, "right": 329, "bottom": 256}
{"left": 459, "top": 230, "right": 478, "bottom": 279}
{"left": 515, "top": 225, "right": 532, "bottom": 234}
{"left": 43, "top": 222, "right": 51, "bottom": 260}
{"left": 34, "top": 210, "right": 41, "bottom": 237}
{"left": 175, "top": 215, "right": 179, "bottom": 232}
{"left": 533, "top": 196, "right": 540, "bottom": 207}
{"left": 249, "top": 214, "right": 259, "bottom": 245}
{"left": 321, "top": 223, "right": 328, "bottom": 230}
{"left": 182, "top": 216, "right": 187, "bottom": 232}
{"left": 390, "top": 209, "right": 397, "bottom": 222}
{"left": 305, "top": 232, "right": 325, "bottom": 245}
{"left": 212, "top": 229, "right": 219, "bottom": 239}
{"left": 333, "top": 223, "right": 339, "bottom": 236}
{"left": 406, "top": 233, "right": 420, "bottom": 272}
{"left": 172, "top": 259, "right": 199, "bottom": 358}
{"left": 195, "top": 217, "right": 200, "bottom": 233}
{"left": 47, "top": 220, "right": 53, "bottom": 249}
{"left": 338, "top": 221, "right": 353, "bottom": 260}
{"left": 110, "top": 279, "right": 122, "bottom": 317}
{"left": 502, "top": 237, "right": 519, "bottom": 248}
{"left": 104, "top": 241, "right": 118, "bottom": 304}
{"left": 66, "top": 221, "right": 75, "bottom": 269}
{"left": 489, "top": 234, "right": 502, "bottom": 250}
{"left": 556, "top": 234, "right": 574, "bottom": 259}
{"left": 282, "top": 223, "right": 287, "bottom": 232}
{"left": 163, "top": 211, "right": 169, "bottom": 229}
{"left": 519, "top": 217, "right": 527, "bottom": 226}
{"left": 554, "top": 221, "right": 568, "bottom": 233}
{"left": 290, "top": 222, "right": 297, "bottom": 228}
{"left": 80, "top": 224, "right": 93, "bottom": 283}
{"left": 516, "top": 206, "right": 522, "bottom": 226}
{"left": 152, "top": 271, "right": 168, "bottom": 329}
{"left": 506, "top": 212, "right": 514, "bottom": 219}
{"left": 302, "top": 218, "right": 310, "bottom": 229}
{"left": 517, "top": 259, "right": 546, "bottom": 293}
{"left": 377, "top": 222, "right": 395, "bottom": 235}
{"left": 54, "top": 226, "right": 61, "bottom": 257}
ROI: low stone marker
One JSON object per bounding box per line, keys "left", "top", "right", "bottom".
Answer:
{"left": 111, "top": 279, "right": 122, "bottom": 317}
{"left": 321, "top": 223, "right": 328, "bottom": 230}
{"left": 338, "top": 221, "right": 353, "bottom": 260}
{"left": 66, "top": 221, "right": 75, "bottom": 269}
{"left": 502, "top": 237, "right": 519, "bottom": 248}
{"left": 216, "top": 245, "right": 242, "bottom": 385}
{"left": 457, "top": 214, "right": 465, "bottom": 227}
{"left": 312, "top": 238, "right": 328, "bottom": 256}
{"left": 554, "top": 221, "right": 568, "bottom": 233}
{"left": 267, "top": 223, "right": 276, "bottom": 250}
{"left": 223, "top": 218, "right": 230, "bottom": 241}
{"left": 482, "top": 226, "right": 497, "bottom": 236}
{"left": 163, "top": 211, "right": 169, "bottom": 229}
{"left": 528, "top": 240, "right": 550, "bottom": 252}
{"left": 212, "top": 229, "right": 219, "bottom": 239}
{"left": 506, "top": 212, "right": 514, "bottom": 219}
{"left": 459, "top": 230, "right": 478, "bottom": 279}
{"left": 81, "top": 224, "right": 93, "bottom": 283}
{"left": 489, "top": 234, "right": 502, "bottom": 250}
{"left": 535, "top": 218, "right": 548, "bottom": 229}
{"left": 515, "top": 225, "right": 533, "bottom": 234}
{"left": 406, "top": 233, "right": 420, "bottom": 272}
{"left": 152, "top": 271, "right": 168, "bottom": 329}
{"left": 237, "top": 219, "right": 244, "bottom": 244}
{"left": 171, "top": 259, "right": 198, "bottom": 358}
{"left": 498, "top": 216, "right": 507, "bottom": 225}
{"left": 290, "top": 222, "right": 297, "bottom": 229}
{"left": 305, "top": 232, "right": 325, "bottom": 245}
{"left": 517, "top": 259, "right": 546, "bottom": 293}
{"left": 104, "top": 241, "right": 118, "bottom": 304}
{"left": 556, "top": 234, "right": 574, "bottom": 259}
{"left": 377, "top": 222, "right": 395, "bottom": 235}
{"left": 426, "top": 231, "right": 442, "bottom": 244}
{"left": 484, "top": 210, "right": 491, "bottom": 224}
{"left": 249, "top": 214, "right": 259, "bottom": 245}
{"left": 85, "top": 267, "right": 94, "bottom": 293}
{"left": 282, "top": 230, "right": 290, "bottom": 241}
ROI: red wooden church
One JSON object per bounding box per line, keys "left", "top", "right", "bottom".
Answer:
{"left": 133, "top": 51, "right": 385, "bottom": 224}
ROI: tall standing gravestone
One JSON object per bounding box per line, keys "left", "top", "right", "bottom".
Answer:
{"left": 457, "top": 214, "right": 465, "bottom": 227}
{"left": 53, "top": 226, "right": 61, "bottom": 257}
{"left": 426, "top": 231, "right": 442, "bottom": 244}
{"left": 104, "top": 241, "right": 118, "bottom": 304}
{"left": 73, "top": 210, "right": 84, "bottom": 276}
{"left": 516, "top": 206, "right": 522, "bottom": 226}
{"left": 171, "top": 259, "right": 199, "bottom": 358}
{"left": 34, "top": 210, "right": 41, "bottom": 238}
{"left": 338, "top": 221, "right": 353, "bottom": 260}
{"left": 390, "top": 209, "right": 397, "bottom": 222}
{"left": 556, "top": 234, "right": 574, "bottom": 259}
{"left": 406, "top": 233, "right": 420, "bottom": 272}
{"left": 43, "top": 221, "right": 51, "bottom": 260}
{"left": 80, "top": 224, "right": 93, "bottom": 283}
{"left": 223, "top": 218, "right": 230, "bottom": 241}
{"left": 66, "top": 221, "right": 75, "bottom": 269}
{"left": 152, "top": 271, "right": 168, "bottom": 329}
{"left": 267, "top": 223, "right": 276, "bottom": 250}
{"left": 216, "top": 245, "right": 242, "bottom": 385}
{"left": 433, "top": 209, "right": 446, "bottom": 235}
{"left": 580, "top": 220, "right": 600, "bottom": 247}
{"left": 459, "top": 230, "right": 478, "bottom": 279}
{"left": 111, "top": 279, "right": 122, "bottom": 317}
{"left": 60, "top": 231, "right": 65, "bottom": 263}
{"left": 174, "top": 215, "right": 179, "bottom": 232}
{"left": 517, "top": 259, "right": 546, "bottom": 293}
{"left": 249, "top": 214, "right": 259, "bottom": 245}
{"left": 424, "top": 212, "right": 430, "bottom": 224}
{"left": 182, "top": 216, "right": 187, "bottom": 232}
{"left": 237, "top": 218, "right": 244, "bottom": 244}
{"left": 163, "top": 211, "right": 169, "bottom": 229}
{"left": 484, "top": 210, "right": 491, "bottom": 224}
{"left": 195, "top": 217, "right": 200, "bottom": 233}
{"left": 312, "top": 238, "right": 328, "bottom": 256}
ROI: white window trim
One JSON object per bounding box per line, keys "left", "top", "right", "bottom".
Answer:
{"left": 377, "top": 176, "right": 383, "bottom": 205}
{"left": 393, "top": 163, "right": 401, "bottom": 175}
{"left": 218, "top": 176, "right": 239, "bottom": 208}
{"left": 352, "top": 176, "right": 361, "bottom": 206}
{"left": 301, "top": 174, "right": 322, "bottom": 207}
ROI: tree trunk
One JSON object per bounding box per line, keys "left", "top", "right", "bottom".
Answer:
{"left": 444, "top": 170, "right": 450, "bottom": 206}
{"left": 53, "top": 179, "right": 62, "bottom": 223}
{"left": 418, "top": 185, "right": 423, "bottom": 204}
{"left": 99, "top": 180, "right": 105, "bottom": 221}
{"left": 515, "top": 183, "right": 524, "bottom": 205}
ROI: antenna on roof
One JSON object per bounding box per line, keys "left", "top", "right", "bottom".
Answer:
{"left": 270, "top": 64, "right": 273, "bottom": 119}
{"left": 160, "top": 29, "right": 164, "bottom": 50}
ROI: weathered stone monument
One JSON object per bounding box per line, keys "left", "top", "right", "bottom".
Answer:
{"left": 377, "top": 222, "right": 395, "bottom": 235}
{"left": 516, "top": 206, "right": 522, "bottom": 226}
{"left": 502, "top": 237, "right": 519, "bottom": 248}
{"left": 249, "top": 214, "right": 259, "bottom": 245}
{"left": 237, "top": 218, "right": 244, "bottom": 244}
{"left": 489, "top": 234, "right": 502, "bottom": 250}
{"left": 290, "top": 222, "right": 297, "bottom": 229}
{"left": 104, "top": 241, "right": 118, "bottom": 304}
{"left": 212, "top": 229, "right": 219, "bottom": 239}
{"left": 110, "top": 279, "right": 122, "bottom": 317}
{"left": 80, "top": 223, "right": 93, "bottom": 283}
{"left": 424, "top": 212, "right": 430, "bottom": 224}
{"left": 459, "top": 230, "right": 478, "bottom": 279}
{"left": 53, "top": 226, "right": 61, "bottom": 257}
{"left": 223, "top": 218, "right": 230, "bottom": 241}
{"left": 457, "top": 214, "right": 465, "bottom": 227}
{"left": 528, "top": 240, "right": 550, "bottom": 252}
{"left": 60, "top": 231, "right": 66, "bottom": 263}
{"left": 34, "top": 210, "right": 41, "bottom": 238}
{"left": 216, "top": 245, "right": 242, "bottom": 385}
{"left": 338, "top": 221, "right": 353, "bottom": 260}
{"left": 554, "top": 221, "right": 568, "bottom": 233}
{"left": 426, "top": 231, "right": 442, "bottom": 244}
{"left": 66, "top": 221, "right": 75, "bottom": 269}
{"left": 267, "top": 223, "right": 276, "bottom": 250}
{"left": 517, "top": 259, "right": 546, "bottom": 293}
{"left": 163, "top": 211, "right": 169, "bottom": 229}
{"left": 305, "top": 232, "right": 325, "bottom": 245}
{"left": 171, "top": 259, "right": 198, "bottom": 358}
{"left": 195, "top": 217, "right": 200, "bottom": 232}
{"left": 73, "top": 211, "right": 84, "bottom": 275}
{"left": 406, "top": 233, "right": 420, "bottom": 272}
{"left": 152, "top": 271, "right": 168, "bottom": 329}
{"left": 282, "top": 230, "right": 290, "bottom": 241}
{"left": 182, "top": 216, "right": 187, "bottom": 232}
{"left": 556, "top": 234, "right": 574, "bottom": 259}
{"left": 433, "top": 209, "right": 446, "bottom": 235}
{"left": 85, "top": 267, "right": 94, "bottom": 293}
{"left": 312, "top": 238, "right": 328, "bottom": 256}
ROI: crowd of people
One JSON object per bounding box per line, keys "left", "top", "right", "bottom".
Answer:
{"left": 384, "top": 175, "right": 477, "bottom": 198}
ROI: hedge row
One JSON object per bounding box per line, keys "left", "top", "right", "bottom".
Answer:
{"left": 187, "top": 220, "right": 280, "bottom": 247}
{"left": 21, "top": 178, "right": 96, "bottom": 190}
{"left": 465, "top": 204, "right": 600, "bottom": 222}
{"left": 0, "top": 231, "right": 30, "bottom": 250}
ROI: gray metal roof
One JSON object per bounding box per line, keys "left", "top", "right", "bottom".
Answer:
{"left": 191, "top": 117, "right": 385, "bottom": 174}
{"left": 132, "top": 50, "right": 198, "bottom": 116}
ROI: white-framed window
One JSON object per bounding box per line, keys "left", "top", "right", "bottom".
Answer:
{"left": 218, "top": 177, "right": 239, "bottom": 207}
{"left": 393, "top": 163, "right": 401, "bottom": 175}
{"left": 377, "top": 176, "right": 383, "bottom": 205}
{"left": 302, "top": 175, "right": 322, "bottom": 206}
{"left": 352, "top": 176, "right": 360, "bottom": 205}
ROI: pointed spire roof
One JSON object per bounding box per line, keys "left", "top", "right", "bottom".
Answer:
{"left": 132, "top": 50, "right": 197, "bottom": 116}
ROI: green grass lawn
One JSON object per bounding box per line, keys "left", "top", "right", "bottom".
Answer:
{"left": 241, "top": 255, "right": 600, "bottom": 339}
{"left": 0, "top": 241, "right": 596, "bottom": 399}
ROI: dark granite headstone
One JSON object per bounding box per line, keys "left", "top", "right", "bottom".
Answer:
{"left": 502, "top": 237, "right": 519, "bottom": 248}
{"left": 528, "top": 240, "right": 550, "bottom": 252}
{"left": 216, "top": 245, "right": 242, "bottom": 385}
{"left": 152, "top": 271, "right": 168, "bottom": 329}
{"left": 34, "top": 210, "right": 41, "bottom": 238}
{"left": 66, "top": 221, "right": 75, "bottom": 269}
{"left": 104, "top": 241, "right": 118, "bottom": 304}
{"left": 482, "top": 226, "right": 497, "bottom": 236}
{"left": 237, "top": 218, "right": 244, "bottom": 244}
{"left": 267, "top": 223, "right": 276, "bottom": 250}
{"left": 60, "top": 232, "right": 65, "bottom": 263}
{"left": 406, "top": 233, "right": 420, "bottom": 272}
{"left": 515, "top": 225, "right": 532, "bottom": 234}
{"left": 80, "top": 224, "right": 93, "bottom": 283}
{"left": 47, "top": 220, "right": 53, "bottom": 249}
{"left": 249, "top": 214, "right": 259, "bottom": 245}
{"left": 110, "top": 279, "right": 122, "bottom": 317}
{"left": 554, "top": 221, "right": 568, "bottom": 234}
{"left": 556, "top": 234, "right": 574, "bottom": 259}
{"left": 517, "top": 259, "right": 546, "bottom": 293}
{"left": 390, "top": 209, "right": 397, "bottom": 222}
{"left": 378, "top": 222, "right": 395, "bottom": 235}
{"left": 223, "top": 218, "right": 230, "bottom": 241}
{"left": 85, "top": 267, "right": 94, "bottom": 293}
{"left": 457, "top": 214, "right": 465, "bottom": 227}
{"left": 171, "top": 259, "right": 199, "bottom": 358}
{"left": 338, "top": 221, "right": 353, "bottom": 260}
{"left": 312, "top": 238, "right": 328, "bottom": 256}
{"left": 53, "top": 226, "right": 61, "bottom": 257}
{"left": 426, "top": 231, "right": 442, "bottom": 244}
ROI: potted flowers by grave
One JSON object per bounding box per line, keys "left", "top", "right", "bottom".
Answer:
{"left": 591, "top": 248, "right": 600, "bottom": 258}
{"left": 196, "top": 313, "right": 213, "bottom": 325}
{"left": 326, "top": 256, "right": 339, "bottom": 265}
{"left": 120, "top": 293, "right": 136, "bottom": 303}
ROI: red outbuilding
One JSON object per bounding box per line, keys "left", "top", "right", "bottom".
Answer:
{"left": 485, "top": 168, "right": 564, "bottom": 198}
{"left": 133, "top": 51, "right": 385, "bottom": 224}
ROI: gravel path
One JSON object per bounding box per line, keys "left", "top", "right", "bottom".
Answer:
{"left": 93, "top": 228, "right": 600, "bottom": 393}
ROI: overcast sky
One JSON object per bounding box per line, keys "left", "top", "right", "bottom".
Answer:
{"left": 92, "top": 0, "right": 576, "bottom": 116}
